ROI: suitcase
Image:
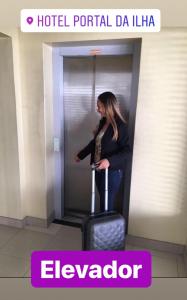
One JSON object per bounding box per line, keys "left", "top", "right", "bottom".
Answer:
{"left": 82, "top": 165, "right": 126, "bottom": 250}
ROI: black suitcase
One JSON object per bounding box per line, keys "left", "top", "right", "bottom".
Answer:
{"left": 82, "top": 165, "right": 126, "bottom": 250}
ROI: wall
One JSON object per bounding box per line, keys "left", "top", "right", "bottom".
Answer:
{"left": 129, "top": 30, "right": 187, "bottom": 244}
{"left": 1, "top": 28, "right": 187, "bottom": 244}
{"left": 18, "top": 32, "right": 47, "bottom": 219}
{"left": 0, "top": 36, "right": 21, "bottom": 219}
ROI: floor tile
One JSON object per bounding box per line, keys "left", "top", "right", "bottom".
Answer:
{"left": 44, "top": 227, "right": 82, "bottom": 251}
{"left": 0, "top": 225, "right": 21, "bottom": 248}
{"left": 24, "top": 223, "right": 62, "bottom": 235}
{"left": 151, "top": 255, "right": 178, "bottom": 277}
{"left": 133, "top": 246, "right": 179, "bottom": 260}
{"left": 0, "top": 254, "right": 29, "bottom": 277}
{"left": 0, "top": 229, "right": 53, "bottom": 260}
{"left": 132, "top": 245, "right": 180, "bottom": 277}
{"left": 55, "top": 225, "right": 82, "bottom": 239}
{"left": 125, "top": 244, "right": 135, "bottom": 250}
{"left": 177, "top": 255, "right": 187, "bottom": 277}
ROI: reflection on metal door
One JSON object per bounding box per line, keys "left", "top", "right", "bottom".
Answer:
{"left": 63, "top": 57, "right": 96, "bottom": 211}
{"left": 95, "top": 55, "right": 132, "bottom": 120}
{"left": 63, "top": 55, "right": 133, "bottom": 213}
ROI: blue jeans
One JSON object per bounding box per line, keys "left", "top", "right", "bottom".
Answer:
{"left": 95, "top": 169, "right": 123, "bottom": 212}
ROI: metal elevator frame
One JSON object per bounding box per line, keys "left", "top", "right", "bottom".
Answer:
{"left": 52, "top": 38, "right": 142, "bottom": 233}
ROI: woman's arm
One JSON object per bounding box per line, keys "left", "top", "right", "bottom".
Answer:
{"left": 76, "top": 118, "right": 105, "bottom": 161}
{"left": 77, "top": 139, "right": 95, "bottom": 160}
{"left": 106, "top": 123, "right": 131, "bottom": 169}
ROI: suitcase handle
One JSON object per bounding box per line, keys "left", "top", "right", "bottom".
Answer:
{"left": 91, "top": 164, "right": 108, "bottom": 214}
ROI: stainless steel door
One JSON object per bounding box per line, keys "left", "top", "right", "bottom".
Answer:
{"left": 63, "top": 57, "right": 98, "bottom": 211}
{"left": 63, "top": 55, "right": 133, "bottom": 213}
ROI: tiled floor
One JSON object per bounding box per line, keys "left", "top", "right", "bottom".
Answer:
{"left": 0, "top": 223, "right": 186, "bottom": 278}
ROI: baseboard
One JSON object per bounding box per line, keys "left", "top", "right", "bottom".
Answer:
{"left": 24, "top": 211, "right": 55, "bottom": 228}
{"left": 0, "top": 216, "right": 23, "bottom": 228}
{"left": 23, "top": 216, "right": 48, "bottom": 228}
{"left": 126, "top": 234, "right": 185, "bottom": 255}
{"left": 0, "top": 214, "right": 55, "bottom": 229}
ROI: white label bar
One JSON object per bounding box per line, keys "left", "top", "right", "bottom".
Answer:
{"left": 21, "top": 9, "right": 160, "bottom": 32}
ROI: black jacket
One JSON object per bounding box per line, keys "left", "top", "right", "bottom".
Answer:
{"left": 77, "top": 116, "right": 131, "bottom": 170}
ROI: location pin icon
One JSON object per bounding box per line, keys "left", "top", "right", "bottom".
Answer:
{"left": 27, "top": 17, "right": 33, "bottom": 25}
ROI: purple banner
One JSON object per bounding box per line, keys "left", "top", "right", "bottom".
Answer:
{"left": 31, "top": 250, "right": 152, "bottom": 288}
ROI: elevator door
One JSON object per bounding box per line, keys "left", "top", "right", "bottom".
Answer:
{"left": 63, "top": 55, "right": 133, "bottom": 213}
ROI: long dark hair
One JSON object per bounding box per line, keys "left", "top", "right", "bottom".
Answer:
{"left": 98, "top": 91, "right": 126, "bottom": 141}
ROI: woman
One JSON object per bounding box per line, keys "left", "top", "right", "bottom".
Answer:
{"left": 75, "top": 91, "right": 131, "bottom": 212}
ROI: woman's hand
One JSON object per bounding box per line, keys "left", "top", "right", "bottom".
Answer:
{"left": 75, "top": 155, "right": 80, "bottom": 163}
{"left": 96, "top": 159, "right": 110, "bottom": 169}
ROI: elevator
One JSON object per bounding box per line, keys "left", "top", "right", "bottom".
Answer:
{"left": 52, "top": 39, "right": 141, "bottom": 231}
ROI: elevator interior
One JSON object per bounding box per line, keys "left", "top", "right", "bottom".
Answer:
{"left": 52, "top": 39, "right": 141, "bottom": 232}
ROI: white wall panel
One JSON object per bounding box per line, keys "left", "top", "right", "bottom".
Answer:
{"left": 129, "top": 31, "right": 187, "bottom": 244}
{"left": 0, "top": 37, "right": 21, "bottom": 219}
